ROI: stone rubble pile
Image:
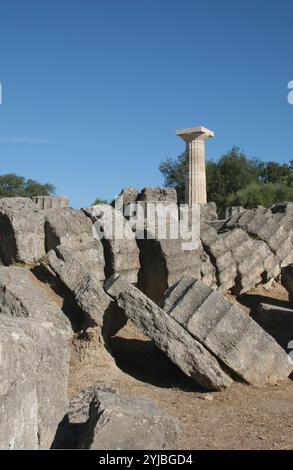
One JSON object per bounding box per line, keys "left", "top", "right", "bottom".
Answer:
{"left": 83, "top": 204, "right": 140, "bottom": 283}
{"left": 0, "top": 191, "right": 292, "bottom": 449}
{"left": 220, "top": 228, "right": 279, "bottom": 295}
{"left": 200, "top": 222, "right": 237, "bottom": 292}
{"left": 0, "top": 267, "right": 72, "bottom": 449}
{"left": 47, "top": 245, "right": 126, "bottom": 340}
{"left": 162, "top": 275, "right": 293, "bottom": 386}
{"left": 0, "top": 193, "right": 291, "bottom": 300}
{"left": 105, "top": 275, "right": 292, "bottom": 391}
{"left": 105, "top": 275, "right": 233, "bottom": 391}
{"left": 281, "top": 263, "right": 293, "bottom": 303}
{"left": 225, "top": 205, "right": 293, "bottom": 268}
{"left": 45, "top": 208, "right": 105, "bottom": 280}
{"left": 53, "top": 387, "right": 180, "bottom": 450}
{"left": 253, "top": 301, "right": 293, "bottom": 352}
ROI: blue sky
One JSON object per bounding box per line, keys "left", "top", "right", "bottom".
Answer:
{"left": 0, "top": 0, "right": 292, "bottom": 208}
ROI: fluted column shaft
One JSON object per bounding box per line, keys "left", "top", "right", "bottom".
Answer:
{"left": 176, "top": 126, "right": 214, "bottom": 207}
{"left": 185, "top": 138, "right": 207, "bottom": 205}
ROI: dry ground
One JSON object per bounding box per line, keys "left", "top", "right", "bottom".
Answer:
{"left": 67, "top": 281, "right": 293, "bottom": 450}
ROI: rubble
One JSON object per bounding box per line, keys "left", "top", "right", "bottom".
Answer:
{"left": 0, "top": 266, "right": 72, "bottom": 449}
{"left": 105, "top": 275, "right": 233, "bottom": 391}
{"left": 83, "top": 204, "right": 140, "bottom": 284}
{"left": 32, "top": 195, "right": 69, "bottom": 210}
{"left": 137, "top": 234, "right": 201, "bottom": 304}
{"left": 200, "top": 222, "right": 237, "bottom": 292}
{"left": 225, "top": 206, "right": 293, "bottom": 267}
{"left": 281, "top": 264, "right": 293, "bottom": 303}
{"left": 0, "top": 316, "right": 38, "bottom": 449}
{"left": 47, "top": 245, "right": 126, "bottom": 339}
{"left": 138, "top": 187, "right": 177, "bottom": 204}
{"left": 253, "top": 301, "right": 293, "bottom": 351}
{"left": 220, "top": 228, "right": 280, "bottom": 294}
{"left": 77, "top": 389, "right": 180, "bottom": 450}
{"left": 0, "top": 197, "right": 46, "bottom": 265}
{"left": 45, "top": 208, "right": 105, "bottom": 281}
{"left": 162, "top": 276, "right": 293, "bottom": 386}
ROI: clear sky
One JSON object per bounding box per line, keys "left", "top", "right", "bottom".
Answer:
{"left": 0, "top": 0, "right": 292, "bottom": 208}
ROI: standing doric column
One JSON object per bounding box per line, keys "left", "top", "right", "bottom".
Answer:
{"left": 176, "top": 126, "right": 214, "bottom": 205}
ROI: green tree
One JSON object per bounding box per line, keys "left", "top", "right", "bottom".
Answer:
{"left": 258, "top": 161, "right": 291, "bottom": 184}
{"left": 93, "top": 197, "right": 108, "bottom": 205}
{"left": 206, "top": 160, "right": 226, "bottom": 208}
{"left": 159, "top": 153, "right": 186, "bottom": 203}
{"left": 24, "top": 179, "right": 55, "bottom": 198}
{"left": 216, "top": 147, "right": 258, "bottom": 195}
{"left": 227, "top": 182, "right": 293, "bottom": 209}
{"left": 159, "top": 147, "right": 293, "bottom": 209}
{"left": 0, "top": 173, "right": 55, "bottom": 198}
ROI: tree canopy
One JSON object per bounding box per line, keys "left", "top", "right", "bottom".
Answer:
{"left": 159, "top": 146, "right": 293, "bottom": 210}
{"left": 93, "top": 197, "right": 108, "bottom": 205}
{"left": 0, "top": 173, "right": 55, "bottom": 198}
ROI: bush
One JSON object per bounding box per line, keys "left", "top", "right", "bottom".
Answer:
{"left": 93, "top": 197, "right": 108, "bottom": 205}
{"left": 0, "top": 173, "right": 55, "bottom": 198}
{"left": 226, "top": 182, "right": 293, "bottom": 208}
{"left": 159, "top": 147, "right": 293, "bottom": 209}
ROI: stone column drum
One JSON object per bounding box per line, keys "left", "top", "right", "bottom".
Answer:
{"left": 176, "top": 126, "right": 214, "bottom": 205}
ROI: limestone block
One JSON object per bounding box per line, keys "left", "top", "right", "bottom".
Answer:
{"left": 163, "top": 276, "right": 293, "bottom": 386}
{"left": 105, "top": 275, "right": 232, "bottom": 391}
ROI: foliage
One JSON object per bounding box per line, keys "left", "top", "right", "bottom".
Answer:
{"left": 93, "top": 197, "right": 109, "bottom": 205}
{"left": 159, "top": 147, "right": 293, "bottom": 209}
{"left": 0, "top": 173, "right": 55, "bottom": 198}
{"left": 226, "top": 181, "right": 293, "bottom": 209}
{"left": 159, "top": 153, "right": 186, "bottom": 203}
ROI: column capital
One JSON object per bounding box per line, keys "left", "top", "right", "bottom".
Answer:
{"left": 176, "top": 126, "right": 215, "bottom": 143}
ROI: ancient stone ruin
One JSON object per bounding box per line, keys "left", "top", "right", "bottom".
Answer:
{"left": 0, "top": 189, "right": 292, "bottom": 449}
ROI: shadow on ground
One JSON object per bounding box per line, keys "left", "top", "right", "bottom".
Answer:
{"left": 109, "top": 335, "right": 206, "bottom": 393}
{"left": 239, "top": 293, "right": 290, "bottom": 312}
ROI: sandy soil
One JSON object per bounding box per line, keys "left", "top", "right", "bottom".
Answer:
{"left": 68, "top": 281, "right": 293, "bottom": 451}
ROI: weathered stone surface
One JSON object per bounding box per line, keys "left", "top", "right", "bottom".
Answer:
{"left": 225, "top": 206, "right": 293, "bottom": 267}
{"left": 132, "top": 187, "right": 178, "bottom": 222}
{"left": 137, "top": 232, "right": 201, "bottom": 304}
{"left": 53, "top": 387, "right": 180, "bottom": 450}
{"left": 32, "top": 196, "right": 69, "bottom": 210}
{"left": 200, "top": 202, "right": 218, "bottom": 221}
{"left": 220, "top": 228, "right": 280, "bottom": 294}
{"left": 45, "top": 208, "right": 105, "bottom": 281}
{"left": 0, "top": 266, "right": 72, "bottom": 449}
{"left": 176, "top": 126, "right": 214, "bottom": 205}
{"left": 271, "top": 202, "right": 293, "bottom": 232}
{"left": 48, "top": 245, "right": 126, "bottom": 338}
{"left": 198, "top": 240, "right": 217, "bottom": 288}
{"left": 138, "top": 187, "right": 177, "bottom": 204}
{"left": 77, "top": 389, "right": 180, "bottom": 450}
{"left": 112, "top": 187, "right": 140, "bottom": 207}
{"left": 281, "top": 264, "right": 293, "bottom": 303}
{"left": 206, "top": 219, "right": 228, "bottom": 231}
{"left": 105, "top": 275, "right": 232, "bottom": 391}
{"left": 52, "top": 386, "right": 114, "bottom": 449}
{"left": 0, "top": 316, "right": 38, "bottom": 449}
{"left": 162, "top": 276, "right": 293, "bottom": 386}
{"left": 225, "top": 206, "right": 245, "bottom": 219}
{"left": 200, "top": 222, "right": 237, "bottom": 292}
{"left": 253, "top": 302, "right": 293, "bottom": 351}
{"left": 0, "top": 197, "right": 45, "bottom": 265}
{"left": 83, "top": 204, "right": 140, "bottom": 284}
{"left": 133, "top": 204, "right": 201, "bottom": 303}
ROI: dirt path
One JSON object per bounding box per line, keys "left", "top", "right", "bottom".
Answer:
{"left": 69, "top": 282, "right": 293, "bottom": 450}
